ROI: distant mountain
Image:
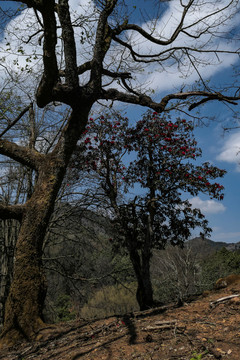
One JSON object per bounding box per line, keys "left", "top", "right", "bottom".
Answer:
{"left": 225, "top": 242, "right": 240, "bottom": 251}
{"left": 186, "top": 237, "right": 240, "bottom": 258}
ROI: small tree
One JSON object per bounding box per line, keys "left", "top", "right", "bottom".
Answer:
{"left": 152, "top": 244, "right": 201, "bottom": 304}
{"left": 76, "top": 111, "right": 226, "bottom": 310}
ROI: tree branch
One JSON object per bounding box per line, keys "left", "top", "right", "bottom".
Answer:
{"left": 59, "top": 61, "right": 92, "bottom": 77}
{"left": 0, "top": 104, "right": 32, "bottom": 138}
{"left": 36, "top": 0, "right": 59, "bottom": 107}
{"left": 0, "top": 203, "right": 24, "bottom": 221}
{"left": 12, "top": 0, "right": 43, "bottom": 11}
{"left": 210, "top": 294, "right": 240, "bottom": 308}
{"left": 0, "top": 139, "right": 43, "bottom": 170}
{"left": 113, "top": 0, "right": 194, "bottom": 46}
{"left": 90, "top": 0, "right": 117, "bottom": 89}
{"left": 188, "top": 93, "right": 239, "bottom": 110}
{"left": 102, "top": 88, "right": 240, "bottom": 112}
{"left": 103, "top": 69, "right": 132, "bottom": 80}
{"left": 113, "top": 35, "right": 239, "bottom": 63}
{"left": 59, "top": 60, "right": 132, "bottom": 81}
{"left": 113, "top": 0, "right": 236, "bottom": 49}
{"left": 57, "top": 0, "right": 79, "bottom": 88}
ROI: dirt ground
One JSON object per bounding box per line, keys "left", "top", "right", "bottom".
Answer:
{"left": 1, "top": 280, "right": 240, "bottom": 360}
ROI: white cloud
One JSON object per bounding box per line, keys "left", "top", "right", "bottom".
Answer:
{"left": 216, "top": 132, "right": 240, "bottom": 171}
{"left": 189, "top": 196, "right": 226, "bottom": 214}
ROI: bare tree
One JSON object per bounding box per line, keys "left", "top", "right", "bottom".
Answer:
{"left": 0, "top": 0, "right": 239, "bottom": 346}
{"left": 153, "top": 244, "right": 201, "bottom": 303}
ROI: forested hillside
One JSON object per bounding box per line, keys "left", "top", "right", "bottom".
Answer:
{"left": 2, "top": 205, "right": 240, "bottom": 327}
{"left": 44, "top": 220, "right": 240, "bottom": 322}
{"left": 17, "top": 209, "right": 240, "bottom": 322}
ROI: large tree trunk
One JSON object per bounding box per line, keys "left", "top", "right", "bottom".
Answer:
{"left": 0, "top": 159, "right": 66, "bottom": 346}
{"left": 129, "top": 248, "right": 154, "bottom": 311}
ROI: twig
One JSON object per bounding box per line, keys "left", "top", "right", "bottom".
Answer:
{"left": 0, "top": 104, "right": 31, "bottom": 137}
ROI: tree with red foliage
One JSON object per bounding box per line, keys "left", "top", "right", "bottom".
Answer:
{"left": 75, "top": 111, "right": 226, "bottom": 310}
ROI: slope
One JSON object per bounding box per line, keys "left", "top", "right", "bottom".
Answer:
{"left": 0, "top": 276, "right": 240, "bottom": 360}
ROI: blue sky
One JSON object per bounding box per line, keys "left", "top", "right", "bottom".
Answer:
{"left": 0, "top": 0, "right": 240, "bottom": 243}
{"left": 193, "top": 107, "right": 240, "bottom": 244}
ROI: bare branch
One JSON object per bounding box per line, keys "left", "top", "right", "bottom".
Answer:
{"left": 57, "top": 0, "right": 78, "bottom": 88}
{"left": 113, "top": 35, "right": 239, "bottom": 63}
{"left": 188, "top": 94, "right": 239, "bottom": 110}
{"left": 102, "top": 88, "right": 240, "bottom": 112}
{"left": 121, "top": 78, "right": 140, "bottom": 96}
{"left": 103, "top": 69, "right": 132, "bottom": 80}
{"left": 112, "top": 0, "right": 237, "bottom": 59}
{"left": 33, "top": 7, "right": 43, "bottom": 28}
{"left": 0, "top": 104, "right": 32, "bottom": 138}
{"left": 114, "top": 0, "right": 194, "bottom": 46}
{"left": 181, "top": 0, "right": 237, "bottom": 35}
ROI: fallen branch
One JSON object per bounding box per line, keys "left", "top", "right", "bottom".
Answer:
{"left": 143, "top": 320, "right": 177, "bottom": 331}
{"left": 155, "top": 320, "right": 177, "bottom": 326}
{"left": 210, "top": 294, "right": 240, "bottom": 308}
